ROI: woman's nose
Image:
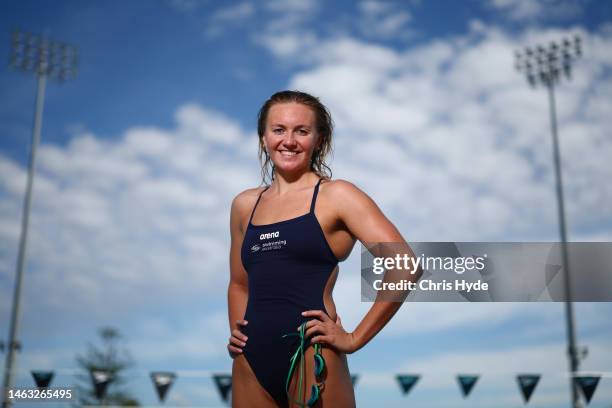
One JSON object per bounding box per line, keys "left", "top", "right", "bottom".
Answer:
{"left": 283, "top": 132, "right": 298, "bottom": 145}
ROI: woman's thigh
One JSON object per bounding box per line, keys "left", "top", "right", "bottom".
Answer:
{"left": 287, "top": 345, "right": 356, "bottom": 408}
{"left": 232, "top": 353, "right": 281, "bottom": 408}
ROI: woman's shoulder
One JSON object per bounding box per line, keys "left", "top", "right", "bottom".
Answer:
{"left": 321, "top": 178, "right": 380, "bottom": 220}
{"left": 320, "top": 178, "right": 364, "bottom": 197}
{"left": 319, "top": 178, "right": 372, "bottom": 209}
{"left": 231, "top": 185, "right": 269, "bottom": 216}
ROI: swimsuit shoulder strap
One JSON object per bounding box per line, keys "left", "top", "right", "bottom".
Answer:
{"left": 309, "top": 177, "right": 323, "bottom": 214}
{"left": 248, "top": 185, "right": 270, "bottom": 225}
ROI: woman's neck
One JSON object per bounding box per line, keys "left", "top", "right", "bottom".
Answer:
{"left": 269, "top": 170, "right": 318, "bottom": 195}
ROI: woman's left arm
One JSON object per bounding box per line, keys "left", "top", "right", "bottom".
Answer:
{"left": 304, "top": 179, "right": 422, "bottom": 353}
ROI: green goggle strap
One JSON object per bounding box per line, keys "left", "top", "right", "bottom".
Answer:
{"left": 282, "top": 322, "right": 323, "bottom": 407}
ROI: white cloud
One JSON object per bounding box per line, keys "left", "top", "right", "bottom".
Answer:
{"left": 210, "top": 1, "right": 254, "bottom": 22}
{"left": 263, "top": 0, "right": 318, "bottom": 14}
{"left": 128, "top": 311, "right": 228, "bottom": 362}
{"left": 490, "top": 0, "right": 542, "bottom": 19}
{"left": 359, "top": 0, "right": 392, "bottom": 15}
{"left": 254, "top": 30, "right": 318, "bottom": 59}
{"left": 358, "top": 0, "right": 414, "bottom": 40}
{"left": 251, "top": 0, "right": 321, "bottom": 60}
{"left": 205, "top": 2, "right": 255, "bottom": 38}
{"left": 488, "top": 0, "right": 583, "bottom": 21}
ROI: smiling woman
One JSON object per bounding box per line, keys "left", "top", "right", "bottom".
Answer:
{"left": 227, "top": 90, "right": 421, "bottom": 407}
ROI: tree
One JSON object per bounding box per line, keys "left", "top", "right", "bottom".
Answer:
{"left": 73, "top": 326, "right": 140, "bottom": 406}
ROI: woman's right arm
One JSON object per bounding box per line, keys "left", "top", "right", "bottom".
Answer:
{"left": 227, "top": 192, "right": 250, "bottom": 357}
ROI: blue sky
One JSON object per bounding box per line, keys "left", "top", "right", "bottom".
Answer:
{"left": 1, "top": 0, "right": 612, "bottom": 407}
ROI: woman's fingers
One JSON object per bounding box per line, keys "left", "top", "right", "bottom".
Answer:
{"left": 227, "top": 343, "right": 243, "bottom": 357}
{"left": 229, "top": 335, "right": 247, "bottom": 347}
{"left": 227, "top": 323, "right": 248, "bottom": 358}
{"left": 304, "top": 322, "right": 325, "bottom": 338}
{"left": 227, "top": 329, "right": 248, "bottom": 358}
{"left": 311, "top": 331, "right": 357, "bottom": 354}
{"left": 230, "top": 319, "right": 249, "bottom": 352}
{"left": 231, "top": 328, "right": 248, "bottom": 342}
{"left": 300, "top": 310, "right": 343, "bottom": 336}
{"left": 298, "top": 309, "right": 332, "bottom": 331}
{"left": 304, "top": 318, "right": 344, "bottom": 339}
{"left": 302, "top": 310, "right": 330, "bottom": 322}
{"left": 228, "top": 342, "right": 243, "bottom": 351}
{"left": 310, "top": 335, "right": 331, "bottom": 345}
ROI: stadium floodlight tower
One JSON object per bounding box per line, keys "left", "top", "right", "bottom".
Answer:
{"left": 2, "top": 31, "right": 78, "bottom": 408}
{"left": 515, "top": 36, "right": 584, "bottom": 408}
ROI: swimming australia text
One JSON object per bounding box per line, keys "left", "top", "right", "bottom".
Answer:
{"left": 260, "top": 231, "right": 280, "bottom": 240}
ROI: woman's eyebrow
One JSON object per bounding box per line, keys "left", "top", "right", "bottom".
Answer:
{"left": 270, "top": 123, "right": 311, "bottom": 129}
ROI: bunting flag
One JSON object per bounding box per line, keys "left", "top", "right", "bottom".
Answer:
{"left": 31, "top": 371, "right": 54, "bottom": 388}
{"left": 516, "top": 374, "right": 540, "bottom": 403}
{"left": 213, "top": 374, "right": 233, "bottom": 403}
{"left": 575, "top": 375, "right": 601, "bottom": 404}
{"left": 395, "top": 374, "right": 420, "bottom": 395}
{"left": 150, "top": 371, "right": 177, "bottom": 402}
{"left": 457, "top": 375, "right": 479, "bottom": 397}
{"left": 89, "top": 369, "right": 113, "bottom": 400}
{"left": 25, "top": 368, "right": 608, "bottom": 405}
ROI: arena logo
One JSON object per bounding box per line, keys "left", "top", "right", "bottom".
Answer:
{"left": 251, "top": 244, "right": 261, "bottom": 253}
{"left": 260, "top": 231, "right": 280, "bottom": 240}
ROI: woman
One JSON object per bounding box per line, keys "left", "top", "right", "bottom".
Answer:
{"left": 228, "top": 90, "right": 417, "bottom": 407}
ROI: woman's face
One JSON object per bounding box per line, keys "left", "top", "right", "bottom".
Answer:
{"left": 263, "top": 102, "right": 319, "bottom": 175}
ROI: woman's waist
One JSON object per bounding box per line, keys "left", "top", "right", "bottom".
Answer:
{"left": 242, "top": 306, "right": 307, "bottom": 341}
{"left": 246, "top": 297, "right": 326, "bottom": 319}
{"left": 244, "top": 301, "right": 328, "bottom": 336}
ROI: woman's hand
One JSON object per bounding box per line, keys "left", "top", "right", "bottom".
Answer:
{"left": 301, "top": 310, "right": 358, "bottom": 354}
{"left": 227, "top": 319, "right": 248, "bottom": 359}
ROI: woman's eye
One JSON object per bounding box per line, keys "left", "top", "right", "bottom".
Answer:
{"left": 273, "top": 128, "right": 283, "bottom": 134}
{"left": 298, "top": 129, "right": 309, "bottom": 135}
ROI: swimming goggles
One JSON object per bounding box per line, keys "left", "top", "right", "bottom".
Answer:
{"left": 282, "top": 321, "right": 326, "bottom": 407}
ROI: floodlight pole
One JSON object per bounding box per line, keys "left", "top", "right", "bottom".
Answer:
{"left": 515, "top": 36, "right": 582, "bottom": 408}
{"left": 547, "top": 56, "right": 583, "bottom": 408}
{"left": 2, "top": 31, "right": 78, "bottom": 408}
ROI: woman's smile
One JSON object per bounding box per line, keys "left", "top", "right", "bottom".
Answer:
{"left": 279, "top": 150, "right": 300, "bottom": 157}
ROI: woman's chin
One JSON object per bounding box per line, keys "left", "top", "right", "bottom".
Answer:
{"left": 274, "top": 162, "right": 309, "bottom": 173}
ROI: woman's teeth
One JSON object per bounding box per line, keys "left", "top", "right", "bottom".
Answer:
{"left": 280, "top": 151, "right": 298, "bottom": 156}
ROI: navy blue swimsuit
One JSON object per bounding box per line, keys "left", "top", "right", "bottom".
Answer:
{"left": 240, "top": 177, "right": 339, "bottom": 407}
